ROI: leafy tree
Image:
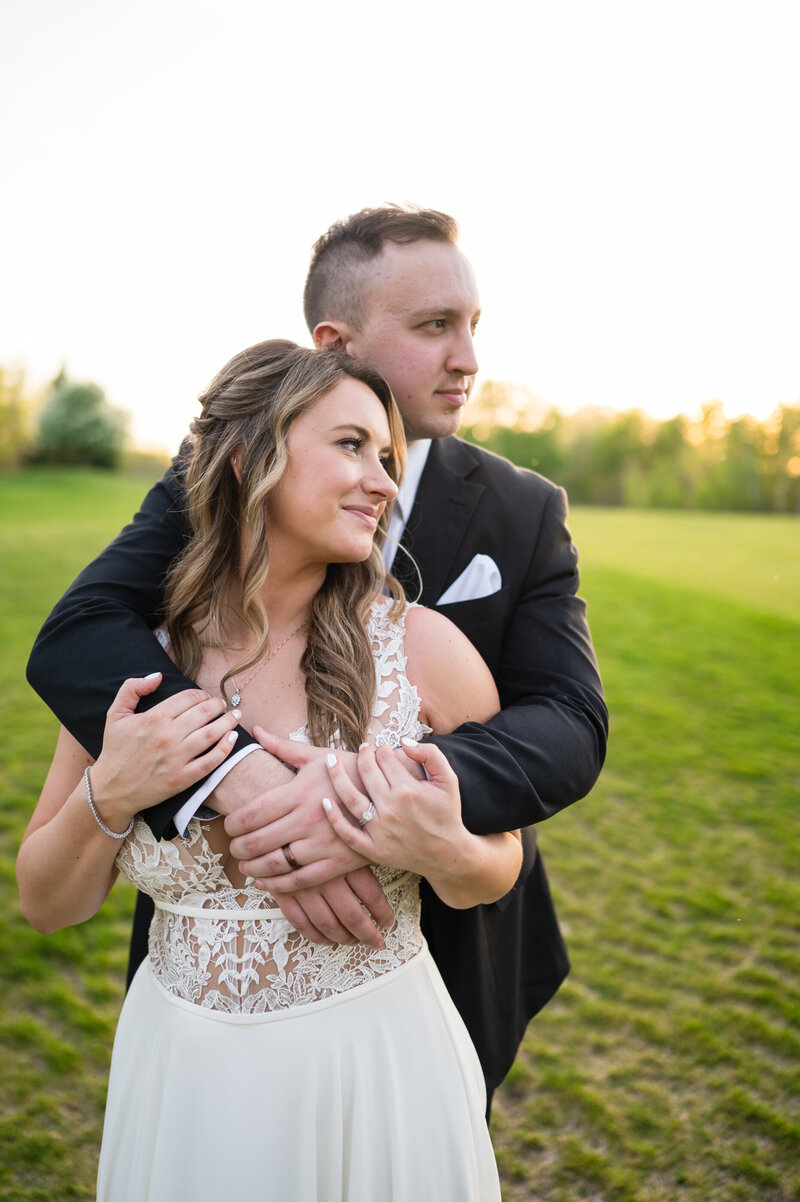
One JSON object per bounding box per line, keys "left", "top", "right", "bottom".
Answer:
{"left": 33, "top": 375, "right": 128, "bottom": 468}
{"left": 0, "top": 366, "right": 33, "bottom": 468}
{"left": 765, "top": 405, "right": 800, "bottom": 513}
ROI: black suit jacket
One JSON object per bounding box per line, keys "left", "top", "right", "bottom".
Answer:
{"left": 27, "top": 436, "right": 607, "bottom": 1090}
{"left": 393, "top": 437, "right": 606, "bottom": 1086}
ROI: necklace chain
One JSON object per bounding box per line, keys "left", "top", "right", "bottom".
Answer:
{"left": 228, "top": 621, "right": 307, "bottom": 707}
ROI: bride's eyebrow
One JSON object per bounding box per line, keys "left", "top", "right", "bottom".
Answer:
{"left": 330, "top": 424, "right": 386, "bottom": 444}
{"left": 330, "top": 424, "right": 393, "bottom": 454}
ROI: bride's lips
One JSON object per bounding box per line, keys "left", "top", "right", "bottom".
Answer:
{"left": 343, "top": 506, "right": 381, "bottom": 529}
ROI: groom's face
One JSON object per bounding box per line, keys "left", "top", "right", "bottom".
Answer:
{"left": 342, "top": 239, "right": 481, "bottom": 443}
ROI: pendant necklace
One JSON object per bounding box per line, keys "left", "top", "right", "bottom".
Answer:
{"left": 228, "top": 621, "right": 308, "bottom": 707}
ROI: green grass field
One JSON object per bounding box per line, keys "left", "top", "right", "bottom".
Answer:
{"left": 1, "top": 470, "right": 798, "bottom": 1201}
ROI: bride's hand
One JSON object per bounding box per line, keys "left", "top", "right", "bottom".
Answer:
{"left": 88, "top": 674, "right": 240, "bottom": 827}
{"left": 321, "top": 738, "right": 467, "bottom": 879}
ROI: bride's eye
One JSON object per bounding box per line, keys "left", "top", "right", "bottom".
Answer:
{"left": 339, "top": 436, "right": 363, "bottom": 453}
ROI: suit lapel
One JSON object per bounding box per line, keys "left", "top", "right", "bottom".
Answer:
{"left": 396, "top": 438, "right": 485, "bottom": 607}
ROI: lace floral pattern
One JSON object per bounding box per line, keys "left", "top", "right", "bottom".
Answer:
{"left": 116, "top": 598, "right": 432, "bottom": 1014}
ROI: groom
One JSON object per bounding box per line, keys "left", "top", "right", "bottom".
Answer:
{"left": 27, "top": 205, "right": 607, "bottom": 1098}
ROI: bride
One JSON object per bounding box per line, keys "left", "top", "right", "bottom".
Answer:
{"left": 17, "top": 340, "right": 521, "bottom": 1201}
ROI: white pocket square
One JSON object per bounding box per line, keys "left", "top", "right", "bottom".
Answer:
{"left": 436, "top": 554, "right": 502, "bottom": 605}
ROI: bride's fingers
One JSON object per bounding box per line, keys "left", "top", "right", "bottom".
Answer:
{"left": 324, "top": 754, "right": 373, "bottom": 826}
{"left": 356, "top": 746, "right": 395, "bottom": 802}
{"left": 173, "top": 695, "right": 232, "bottom": 741}
{"left": 321, "top": 797, "right": 374, "bottom": 855}
{"left": 106, "top": 673, "right": 164, "bottom": 719}
{"left": 180, "top": 710, "right": 239, "bottom": 757}
{"left": 178, "top": 729, "right": 239, "bottom": 786}
{"left": 397, "top": 737, "right": 457, "bottom": 786}
{"left": 321, "top": 754, "right": 369, "bottom": 822}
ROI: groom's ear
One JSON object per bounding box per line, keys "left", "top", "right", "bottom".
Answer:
{"left": 313, "top": 320, "right": 355, "bottom": 352}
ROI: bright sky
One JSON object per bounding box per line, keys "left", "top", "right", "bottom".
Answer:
{"left": 2, "top": 0, "right": 798, "bottom": 452}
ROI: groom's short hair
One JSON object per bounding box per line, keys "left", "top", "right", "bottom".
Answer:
{"left": 303, "top": 204, "right": 459, "bottom": 335}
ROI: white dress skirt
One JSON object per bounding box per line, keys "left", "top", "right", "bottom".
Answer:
{"left": 96, "top": 600, "right": 502, "bottom": 1201}
{"left": 98, "top": 944, "right": 499, "bottom": 1201}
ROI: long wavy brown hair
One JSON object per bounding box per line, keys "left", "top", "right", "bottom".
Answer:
{"left": 163, "top": 339, "right": 407, "bottom": 750}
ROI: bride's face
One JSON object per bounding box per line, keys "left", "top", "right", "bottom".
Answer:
{"left": 266, "top": 378, "right": 399, "bottom": 570}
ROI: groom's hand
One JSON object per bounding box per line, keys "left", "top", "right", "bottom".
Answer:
{"left": 224, "top": 734, "right": 368, "bottom": 885}
{"left": 265, "top": 871, "right": 391, "bottom": 949}
{"left": 222, "top": 731, "right": 393, "bottom": 946}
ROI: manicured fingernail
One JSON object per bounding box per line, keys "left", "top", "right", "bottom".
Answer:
{"left": 401, "top": 737, "right": 418, "bottom": 748}
{"left": 232, "top": 709, "right": 242, "bottom": 720}
{"left": 322, "top": 797, "right": 333, "bottom": 812}
{"left": 326, "top": 753, "right": 337, "bottom": 768}
{"left": 145, "top": 672, "right": 161, "bottom": 680}
{"left": 358, "top": 742, "right": 369, "bottom": 750}
{"left": 228, "top": 731, "right": 239, "bottom": 743}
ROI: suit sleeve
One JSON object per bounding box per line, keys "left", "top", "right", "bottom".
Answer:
{"left": 26, "top": 461, "right": 258, "bottom": 833}
{"left": 429, "top": 485, "right": 608, "bottom": 835}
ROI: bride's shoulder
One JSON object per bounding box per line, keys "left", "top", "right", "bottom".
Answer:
{"left": 402, "top": 603, "right": 478, "bottom": 662}
{"left": 402, "top": 605, "right": 499, "bottom": 733}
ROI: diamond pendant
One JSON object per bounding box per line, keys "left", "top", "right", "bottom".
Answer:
{"left": 231, "top": 691, "right": 241, "bottom": 707}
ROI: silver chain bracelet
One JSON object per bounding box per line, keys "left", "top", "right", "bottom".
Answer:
{"left": 83, "top": 765, "right": 135, "bottom": 840}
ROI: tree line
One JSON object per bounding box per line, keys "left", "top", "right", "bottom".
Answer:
{"left": 2, "top": 366, "right": 799, "bottom": 513}
{"left": 462, "top": 382, "right": 800, "bottom": 514}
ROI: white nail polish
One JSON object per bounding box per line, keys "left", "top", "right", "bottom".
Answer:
{"left": 401, "top": 737, "right": 418, "bottom": 748}
{"left": 228, "top": 731, "right": 239, "bottom": 743}
{"left": 358, "top": 742, "right": 369, "bottom": 750}
{"left": 145, "top": 672, "right": 161, "bottom": 680}
{"left": 322, "top": 798, "right": 333, "bottom": 812}
{"left": 326, "top": 753, "right": 337, "bottom": 768}
{"left": 232, "top": 709, "right": 242, "bottom": 720}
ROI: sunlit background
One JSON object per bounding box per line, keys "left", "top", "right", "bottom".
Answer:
{"left": 2, "top": 0, "right": 798, "bottom": 453}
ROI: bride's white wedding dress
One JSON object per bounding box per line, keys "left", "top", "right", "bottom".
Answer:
{"left": 97, "top": 598, "right": 501, "bottom": 1201}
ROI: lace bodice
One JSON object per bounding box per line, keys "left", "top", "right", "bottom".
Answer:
{"left": 116, "top": 598, "right": 432, "bottom": 1014}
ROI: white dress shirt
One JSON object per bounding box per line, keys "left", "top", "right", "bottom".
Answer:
{"left": 383, "top": 439, "right": 431, "bottom": 572}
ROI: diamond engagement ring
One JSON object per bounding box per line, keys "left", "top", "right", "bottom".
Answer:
{"left": 358, "top": 802, "right": 375, "bottom": 828}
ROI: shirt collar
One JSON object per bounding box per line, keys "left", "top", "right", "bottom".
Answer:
{"left": 383, "top": 439, "right": 432, "bottom": 574}
{"left": 395, "top": 438, "right": 432, "bottom": 524}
